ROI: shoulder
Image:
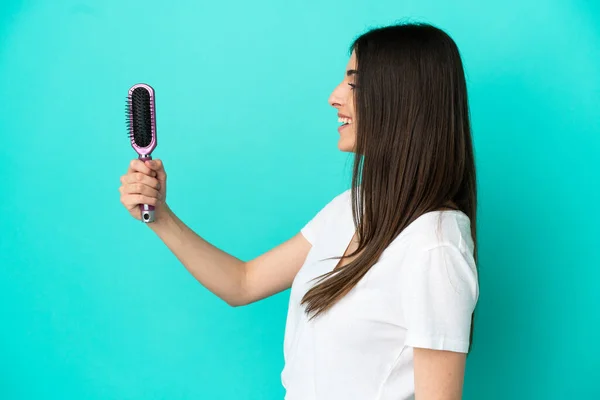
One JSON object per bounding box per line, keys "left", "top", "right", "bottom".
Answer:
{"left": 300, "top": 189, "right": 352, "bottom": 244}
{"left": 316, "top": 188, "right": 352, "bottom": 217}
{"left": 402, "top": 210, "right": 474, "bottom": 255}
{"left": 398, "top": 211, "right": 478, "bottom": 299}
{"left": 330, "top": 188, "right": 352, "bottom": 207}
{"left": 385, "top": 211, "right": 478, "bottom": 291}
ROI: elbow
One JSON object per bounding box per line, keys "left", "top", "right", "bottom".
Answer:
{"left": 224, "top": 289, "right": 254, "bottom": 307}
{"left": 224, "top": 285, "right": 251, "bottom": 308}
{"left": 225, "top": 297, "right": 248, "bottom": 308}
{"left": 222, "top": 262, "right": 251, "bottom": 307}
{"left": 226, "top": 263, "right": 250, "bottom": 307}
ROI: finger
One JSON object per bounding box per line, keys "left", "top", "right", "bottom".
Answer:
{"left": 129, "top": 159, "right": 156, "bottom": 177}
{"left": 144, "top": 159, "right": 166, "bottom": 181}
{"left": 121, "top": 194, "right": 158, "bottom": 208}
{"left": 121, "top": 183, "right": 160, "bottom": 198}
{"left": 121, "top": 173, "right": 161, "bottom": 190}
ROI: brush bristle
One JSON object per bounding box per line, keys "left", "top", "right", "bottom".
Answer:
{"left": 126, "top": 87, "right": 153, "bottom": 147}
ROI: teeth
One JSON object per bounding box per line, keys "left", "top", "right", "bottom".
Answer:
{"left": 338, "top": 117, "right": 353, "bottom": 124}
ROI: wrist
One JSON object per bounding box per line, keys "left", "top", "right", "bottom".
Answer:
{"left": 150, "top": 203, "right": 174, "bottom": 228}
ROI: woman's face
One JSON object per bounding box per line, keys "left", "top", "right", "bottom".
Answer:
{"left": 329, "top": 51, "right": 357, "bottom": 153}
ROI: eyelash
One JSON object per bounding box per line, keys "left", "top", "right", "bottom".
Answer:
{"left": 348, "top": 83, "right": 356, "bottom": 89}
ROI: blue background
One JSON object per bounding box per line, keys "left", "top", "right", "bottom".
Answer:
{"left": 1, "top": 0, "right": 599, "bottom": 398}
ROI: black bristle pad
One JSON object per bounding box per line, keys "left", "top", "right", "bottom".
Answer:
{"left": 125, "top": 100, "right": 133, "bottom": 137}
{"left": 130, "top": 87, "right": 153, "bottom": 147}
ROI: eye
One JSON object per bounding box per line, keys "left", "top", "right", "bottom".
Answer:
{"left": 348, "top": 83, "right": 356, "bottom": 89}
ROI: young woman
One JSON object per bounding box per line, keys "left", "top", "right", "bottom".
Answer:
{"left": 119, "top": 22, "right": 479, "bottom": 400}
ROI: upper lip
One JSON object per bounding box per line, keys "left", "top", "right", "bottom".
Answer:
{"left": 338, "top": 113, "right": 352, "bottom": 119}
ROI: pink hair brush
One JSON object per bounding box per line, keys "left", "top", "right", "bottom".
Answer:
{"left": 126, "top": 83, "right": 158, "bottom": 223}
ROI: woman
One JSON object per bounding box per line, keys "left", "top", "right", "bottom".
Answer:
{"left": 119, "top": 22, "right": 479, "bottom": 400}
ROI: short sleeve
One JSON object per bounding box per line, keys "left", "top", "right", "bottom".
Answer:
{"left": 300, "top": 190, "right": 349, "bottom": 245}
{"left": 403, "top": 244, "right": 479, "bottom": 353}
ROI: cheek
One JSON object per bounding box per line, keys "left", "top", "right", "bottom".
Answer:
{"left": 348, "top": 90, "right": 355, "bottom": 111}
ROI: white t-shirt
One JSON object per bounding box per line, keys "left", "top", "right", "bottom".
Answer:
{"left": 281, "top": 189, "right": 479, "bottom": 400}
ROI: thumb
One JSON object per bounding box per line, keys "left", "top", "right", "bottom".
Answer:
{"left": 145, "top": 159, "right": 167, "bottom": 180}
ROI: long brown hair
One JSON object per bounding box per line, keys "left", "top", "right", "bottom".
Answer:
{"left": 301, "top": 23, "right": 478, "bottom": 347}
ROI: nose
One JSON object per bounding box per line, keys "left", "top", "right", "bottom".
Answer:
{"left": 328, "top": 82, "right": 345, "bottom": 109}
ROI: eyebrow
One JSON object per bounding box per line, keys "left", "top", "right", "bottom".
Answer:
{"left": 346, "top": 69, "right": 358, "bottom": 76}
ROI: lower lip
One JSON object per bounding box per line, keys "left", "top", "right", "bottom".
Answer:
{"left": 338, "top": 124, "right": 350, "bottom": 133}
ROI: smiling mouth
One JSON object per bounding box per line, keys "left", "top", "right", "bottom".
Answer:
{"left": 338, "top": 116, "right": 353, "bottom": 127}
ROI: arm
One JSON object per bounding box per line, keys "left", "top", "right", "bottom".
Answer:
{"left": 149, "top": 208, "right": 311, "bottom": 307}
{"left": 413, "top": 348, "right": 466, "bottom": 400}
{"left": 120, "top": 158, "right": 312, "bottom": 307}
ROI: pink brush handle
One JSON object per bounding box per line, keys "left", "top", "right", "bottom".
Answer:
{"left": 138, "top": 154, "right": 155, "bottom": 223}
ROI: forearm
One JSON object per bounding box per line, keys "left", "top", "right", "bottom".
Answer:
{"left": 148, "top": 205, "right": 247, "bottom": 306}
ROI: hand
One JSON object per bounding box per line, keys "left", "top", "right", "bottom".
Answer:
{"left": 119, "top": 159, "right": 169, "bottom": 221}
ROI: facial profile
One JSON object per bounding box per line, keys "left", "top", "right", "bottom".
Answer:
{"left": 329, "top": 51, "right": 357, "bottom": 153}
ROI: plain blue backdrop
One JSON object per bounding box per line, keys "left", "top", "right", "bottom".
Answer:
{"left": 1, "top": 0, "right": 599, "bottom": 399}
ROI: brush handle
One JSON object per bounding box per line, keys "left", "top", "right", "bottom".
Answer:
{"left": 138, "top": 154, "right": 156, "bottom": 223}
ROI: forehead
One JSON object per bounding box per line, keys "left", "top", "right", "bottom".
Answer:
{"left": 346, "top": 50, "right": 357, "bottom": 70}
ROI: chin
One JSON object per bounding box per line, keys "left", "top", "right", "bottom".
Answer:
{"left": 338, "top": 140, "right": 354, "bottom": 153}
{"left": 337, "top": 139, "right": 356, "bottom": 153}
